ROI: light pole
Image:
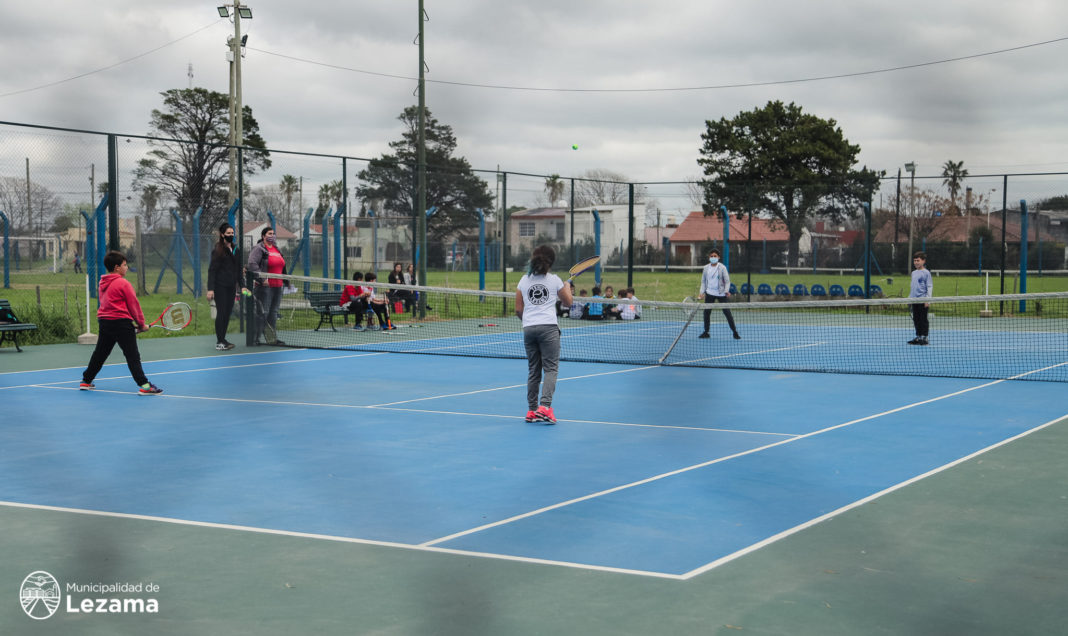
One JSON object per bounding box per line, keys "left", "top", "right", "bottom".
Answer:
{"left": 965, "top": 186, "right": 972, "bottom": 244}
{"left": 218, "top": 3, "right": 252, "bottom": 203}
{"left": 904, "top": 162, "right": 916, "bottom": 270}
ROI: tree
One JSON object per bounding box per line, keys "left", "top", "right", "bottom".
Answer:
{"left": 941, "top": 160, "right": 968, "bottom": 215}
{"left": 544, "top": 174, "right": 565, "bottom": 206}
{"left": 697, "top": 100, "right": 881, "bottom": 266}
{"left": 137, "top": 184, "right": 164, "bottom": 230}
{"left": 0, "top": 177, "right": 62, "bottom": 234}
{"left": 355, "top": 106, "right": 492, "bottom": 241}
{"left": 315, "top": 180, "right": 346, "bottom": 223}
{"left": 279, "top": 174, "right": 300, "bottom": 227}
{"left": 573, "top": 169, "right": 635, "bottom": 207}
{"left": 133, "top": 88, "right": 270, "bottom": 227}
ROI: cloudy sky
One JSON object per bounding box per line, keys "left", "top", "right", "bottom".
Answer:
{"left": 1, "top": 0, "right": 1066, "bottom": 212}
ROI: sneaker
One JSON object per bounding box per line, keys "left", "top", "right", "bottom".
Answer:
{"left": 215, "top": 342, "right": 228, "bottom": 351}
{"left": 917, "top": 338, "right": 929, "bottom": 345}
{"left": 138, "top": 383, "right": 163, "bottom": 395}
{"left": 525, "top": 410, "right": 537, "bottom": 423}
{"left": 698, "top": 332, "right": 710, "bottom": 339}
{"left": 352, "top": 325, "right": 365, "bottom": 331}
{"left": 733, "top": 332, "right": 741, "bottom": 340}
{"left": 907, "top": 338, "right": 921, "bottom": 345}
{"left": 223, "top": 342, "right": 236, "bottom": 350}
{"left": 272, "top": 339, "right": 286, "bottom": 345}
{"left": 79, "top": 382, "right": 95, "bottom": 390}
{"left": 534, "top": 405, "right": 556, "bottom": 424}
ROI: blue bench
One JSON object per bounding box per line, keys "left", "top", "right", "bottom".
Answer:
{"left": 729, "top": 283, "right": 738, "bottom": 295}
{"left": 757, "top": 283, "right": 773, "bottom": 295}
{"left": 829, "top": 284, "right": 845, "bottom": 297}
{"left": 848, "top": 284, "right": 865, "bottom": 297}
{"left": 792, "top": 284, "right": 808, "bottom": 296}
{"left": 810, "top": 284, "right": 827, "bottom": 297}
{"left": 869, "top": 284, "right": 883, "bottom": 297}
{"left": 775, "top": 283, "right": 790, "bottom": 296}
{"left": 740, "top": 283, "right": 754, "bottom": 295}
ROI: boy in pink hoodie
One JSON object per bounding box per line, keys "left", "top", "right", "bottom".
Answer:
{"left": 80, "top": 251, "right": 162, "bottom": 394}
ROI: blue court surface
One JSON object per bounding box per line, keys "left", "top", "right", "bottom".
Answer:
{"left": 3, "top": 342, "right": 1067, "bottom": 582}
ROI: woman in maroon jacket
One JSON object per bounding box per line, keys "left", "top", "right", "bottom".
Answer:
{"left": 79, "top": 250, "right": 162, "bottom": 394}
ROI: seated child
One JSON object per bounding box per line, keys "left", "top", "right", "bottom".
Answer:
{"left": 584, "top": 286, "right": 605, "bottom": 320}
{"left": 620, "top": 288, "right": 641, "bottom": 320}
{"left": 365, "top": 272, "right": 396, "bottom": 330}
{"left": 340, "top": 272, "right": 371, "bottom": 330}
{"left": 571, "top": 289, "right": 587, "bottom": 319}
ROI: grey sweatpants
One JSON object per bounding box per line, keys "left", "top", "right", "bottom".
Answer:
{"left": 523, "top": 324, "right": 561, "bottom": 409}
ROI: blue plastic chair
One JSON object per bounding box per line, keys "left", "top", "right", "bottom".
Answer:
{"left": 869, "top": 284, "right": 883, "bottom": 297}
{"left": 810, "top": 284, "right": 827, "bottom": 296}
{"left": 740, "top": 283, "right": 754, "bottom": 295}
{"left": 775, "top": 283, "right": 790, "bottom": 296}
{"left": 729, "top": 283, "right": 738, "bottom": 295}
{"left": 793, "top": 283, "right": 808, "bottom": 296}
{"left": 757, "top": 283, "right": 773, "bottom": 295}
{"left": 829, "top": 284, "right": 845, "bottom": 297}
{"left": 848, "top": 284, "right": 865, "bottom": 297}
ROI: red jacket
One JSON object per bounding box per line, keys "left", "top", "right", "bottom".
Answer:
{"left": 340, "top": 285, "right": 367, "bottom": 305}
{"left": 97, "top": 273, "right": 147, "bottom": 328}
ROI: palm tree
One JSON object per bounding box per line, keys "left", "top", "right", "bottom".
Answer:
{"left": 544, "top": 174, "right": 565, "bottom": 206}
{"left": 279, "top": 174, "right": 299, "bottom": 226}
{"left": 941, "top": 160, "right": 969, "bottom": 215}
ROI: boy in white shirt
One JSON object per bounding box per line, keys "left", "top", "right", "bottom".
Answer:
{"left": 697, "top": 249, "right": 740, "bottom": 339}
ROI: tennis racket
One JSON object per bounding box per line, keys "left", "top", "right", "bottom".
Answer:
{"left": 567, "top": 255, "right": 600, "bottom": 281}
{"left": 148, "top": 302, "right": 192, "bottom": 331}
{"left": 251, "top": 291, "right": 279, "bottom": 344}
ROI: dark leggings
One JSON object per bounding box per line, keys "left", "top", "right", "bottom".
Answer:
{"left": 83, "top": 319, "right": 148, "bottom": 386}
{"left": 703, "top": 293, "right": 739, "bottom": 335}
{"left": 370, "top": 302, "right": 389, "bottom": 327}
{"left": 213, "top": 286, "right": 235, "bottom": 343}
{"left": 911, "top": 303, "right": 929, "bottom": 337}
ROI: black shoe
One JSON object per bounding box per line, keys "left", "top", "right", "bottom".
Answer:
{"left": 907, "top": 338, "right": 921, "bottom": 345}
{"left": 917, "top": 338, "right": 929, "bottom": 345}
{"left": 698, "top": 332, "right": 710, "bottom": 339}
{"left": 733, "top": 332, "right": 741, "bottom": 340}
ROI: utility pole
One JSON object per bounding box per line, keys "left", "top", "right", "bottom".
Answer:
{"left": 905, "top": 162, "right": 916, "bottom": 268}
{"left": 224, "top": 2, "right": 250, "bottom": 203}
{"left": 416, "top": 0, "right": 428, "bottom": 317}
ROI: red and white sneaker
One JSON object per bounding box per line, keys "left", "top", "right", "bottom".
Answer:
{"left": 534, "top": 406, "right": 556, "bottom": 424}
{"left": 525, "top": 410, "right": 537, "bottom": 423}
{"left": 79, "top": 382, "right": 95, "bottom": 390}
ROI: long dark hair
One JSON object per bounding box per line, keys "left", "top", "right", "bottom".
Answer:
{"left": 529, "top": 245, "right": 555, "bottom": 276}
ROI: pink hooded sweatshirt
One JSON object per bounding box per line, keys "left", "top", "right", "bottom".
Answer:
{"left": 97, "top": 273, "right": 147, "bottom": 328}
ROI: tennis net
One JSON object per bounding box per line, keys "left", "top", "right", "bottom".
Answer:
{"left": 252, "top": 272, "right": 1068, "bottom": 382}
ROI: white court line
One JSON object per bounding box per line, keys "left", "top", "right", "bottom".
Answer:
{"left": 0, "top": 345, "right": 314, "bottom": 376}
{"left": 669, "top": 341, "right": 827, "bottom": 366}
{"left": 679, "top": 411, "right": 1068, "bottom": 580}
{"left": 371, "top": 364, "right": 659, "bottom": 406}
{"left": 418, "top": 371, "right": 1039, "bottom": 548}
{"left": 0, "top": 500, "right": 682, "bottom": 580}
{"left": 0, "top": 351, "right": 385, "bottom": 390}
{"left": 30, "top": 384, "right": 792, "bottom": 437}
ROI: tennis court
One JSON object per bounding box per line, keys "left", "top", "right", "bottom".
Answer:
{"left": 2, "top": 316, "right": 1068, "bottom": 633}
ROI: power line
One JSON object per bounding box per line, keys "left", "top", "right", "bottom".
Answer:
{"left": 250, "top": 34, "right": 1068, "bottom": 93}
{"left": 0, "top": 21, "right": 221, "bottom": 99}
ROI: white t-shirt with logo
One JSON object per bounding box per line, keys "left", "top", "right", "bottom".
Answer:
{"left": 517, "top": 273, "right": 564, "bottom": 328}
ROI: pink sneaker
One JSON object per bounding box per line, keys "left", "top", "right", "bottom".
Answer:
{"left": 525, "top": 410, "right": 537, "bottom": 423}
{"left": 534, "top": 406, "right": 556, "bottom": 424}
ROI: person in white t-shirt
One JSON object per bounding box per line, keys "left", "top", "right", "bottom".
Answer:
{"left": 515, "top": 245, "right": 574, "bottom": 424}
{"left": 698, "top": 249, "right": 740, "bottom": 339}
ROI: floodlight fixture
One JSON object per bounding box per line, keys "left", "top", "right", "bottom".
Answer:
{"left": 238, "top": 7, "right": 252, "bottom": 19}
{"left": 904, "top": 161, "right": 915, "bottom": 174}
{"left": 217, "top": 6, "right": 229, "bottom": 18}
{"left": 240, "top": 34, "right": 248, "bottom": 46}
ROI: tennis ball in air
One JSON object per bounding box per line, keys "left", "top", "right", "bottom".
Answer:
{"left": 571, "top": 144, "right": 578, "bottom": 150}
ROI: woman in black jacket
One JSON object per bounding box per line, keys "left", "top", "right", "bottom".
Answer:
{"left": 206, "top": 223, "right": 246, "bottom": 350}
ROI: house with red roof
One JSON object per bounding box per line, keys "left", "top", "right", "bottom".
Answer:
{"left": 669, "top": 211, "right": 797, "bottom": 266}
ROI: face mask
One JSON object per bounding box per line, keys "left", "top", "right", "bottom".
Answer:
{"left": 266, "top": 236, "right": 276, "bottom": 245}
{"left": 710, "top": 257, "right": 719, "bottom": 265}
{"left": 224, "top": 235, "right": 234, "bottom": 243}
